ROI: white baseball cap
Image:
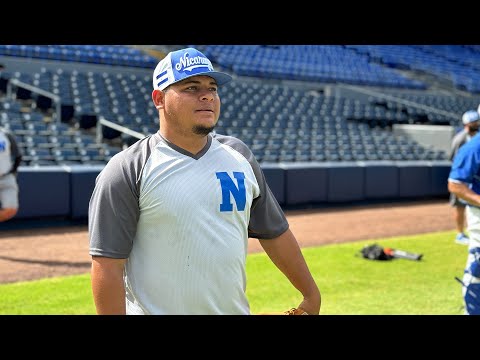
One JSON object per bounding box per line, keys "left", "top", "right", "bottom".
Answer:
{"left": 462, "top": 110, "right": 480, "bottom": 125}
{"left": 152, "top": 47, "right": 232, "bottom": 91}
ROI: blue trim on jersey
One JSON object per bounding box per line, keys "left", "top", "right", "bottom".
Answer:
{"left": 449, "top": 134, "right": 480, "bottom": 195}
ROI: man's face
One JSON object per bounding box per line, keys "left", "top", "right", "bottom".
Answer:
{"left": 468, "top": 121, "right": 480, "bottom": 135}
{"left": 162, "top": 75, "right": 221, "bottom": 136}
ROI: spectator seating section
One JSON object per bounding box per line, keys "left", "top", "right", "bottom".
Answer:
{"left": 2, "top": 45, "right": 471, "bottom": 221}
{"left": 5, "top": 46, "right": 480, "bottom": 166}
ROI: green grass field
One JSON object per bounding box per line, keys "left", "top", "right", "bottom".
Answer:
{"left": 0, "top": 230, "right": 469, "bottom": 315}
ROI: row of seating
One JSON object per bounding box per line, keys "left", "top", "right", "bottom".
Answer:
{"left": 196, "top": 45, "right": 427, "bottom": 89}
{"left": 0, "top": 46, "right": 476, "bottom": 166}
{"left": 0, "top": 45, "right": 158, "bottom": 68}
{"left": 4, "top": 44, "right": 480, "bottom": 94}
{"left": 346, "top": 45, "right": 480, "bottom": 93}
{"left": 3, "top": 57, "right": 475, "bottom": 134}
{"left": 23, "top": 145, "right": 120, "bottom": 166}
{"left": 0, "top": 99, "right": 123, "bottom": 167}
{"left": 0, "top": 85, "right": 451, "bottom": 165}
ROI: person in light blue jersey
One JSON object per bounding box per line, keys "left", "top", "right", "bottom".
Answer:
{"left": 88, "top": 47, "right": 321, "bottom": 315}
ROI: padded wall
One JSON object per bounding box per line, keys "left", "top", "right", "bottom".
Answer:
{"left": 430, "top": 161, "right": 451, "bottom": 197}
{"left": 15, "top": 166, "right": 70, "bottom": 218}
{"left": 261, "top": 165, "right": 285, "bottom": 205}
{"left": 11, "top": 161, "right": 451, "bottom": 222}
{"left": 397, "top": 161, "right": 432, "bottom": 197}
{"left": 363, "top": 161, "right": 399, "bottom": 199}
{"left": 283, "top": 163, "right": 328, "bottom": 206}
{"left": 68, "top": 165, "right": 104, "bottom": 219}
{"left": 327, "top": 162, "right": 365, "bottom": 202}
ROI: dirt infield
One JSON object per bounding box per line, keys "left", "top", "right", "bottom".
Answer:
{"left": 0, "top": 199, "right": 455, "bottom": 284}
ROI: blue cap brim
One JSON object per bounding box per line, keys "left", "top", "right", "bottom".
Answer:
{"left": 169, "top": 71, "right": 232, "bottom": 88}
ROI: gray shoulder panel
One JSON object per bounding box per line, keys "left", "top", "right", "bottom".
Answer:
{"left": 4, "top": 129, "right": 21, "bottom": 158}
{"left": 89, "top": 133, "right": 161, "bottom": 258}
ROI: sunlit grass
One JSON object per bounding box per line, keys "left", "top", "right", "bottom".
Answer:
{"left": 0, "top": 230, "right": 467, "bottom": 315}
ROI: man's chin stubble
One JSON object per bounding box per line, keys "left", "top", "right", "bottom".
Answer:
{"left": 193, "top": 125, "right": 215, "bottom": 136}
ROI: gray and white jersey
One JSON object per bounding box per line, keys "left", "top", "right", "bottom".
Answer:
{"left": 0, "top": 129, "right": 14, "bottom": 176}
{"left": 450, "top": 129, "right": 469, "bottom": 161}
{"left": 89, "top": 132, "right": 288, "bottom": 315}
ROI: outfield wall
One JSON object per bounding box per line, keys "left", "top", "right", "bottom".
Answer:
{"left": 14, "top": 161, "right": 451, "bottom": 220}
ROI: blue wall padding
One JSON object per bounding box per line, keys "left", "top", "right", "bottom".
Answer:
{"left": 12, "top": 160, "right": 451, "bottom": 221}
{"left": 283, "top": 163, "right": 328, "bottom": 205}
{"left": 430, "top": 161, "right": 451, "bottom": 197}
{"left": 364, "top": 162, "right": 399, "bottom": 199}
{"left": 398, "top": 162, "right": 432, "bottom": 197}
{"left": 16, "top": 167, "right": 70, "bottom": 218}
{"left": 327, "top": 163, "right": 365, "bottom": 202}
{"left": 68, "top": 166, "right": 103, "bottom": 219}
{"left": 261, "top": 165, "right": 286, "bottom": 205}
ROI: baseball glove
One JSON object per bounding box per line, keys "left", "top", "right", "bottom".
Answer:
{"left": 284, "top": 307, "right": 309, "bottom": 315}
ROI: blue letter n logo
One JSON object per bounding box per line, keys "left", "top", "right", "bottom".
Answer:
{"left": 216, "top": 172, "right": 246, "bottom": 212}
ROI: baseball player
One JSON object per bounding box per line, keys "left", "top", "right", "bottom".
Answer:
{"left": 449, "top": 110, "right": 480, "bottom": 245}
{"left": 0, "top": 126, "right": 22, "bottom": 222}
{"left": 88, "top": 47, "right": 321, "bottom": 315}
{"left": 448, "top": 114, "right": 480, "bottom": 315}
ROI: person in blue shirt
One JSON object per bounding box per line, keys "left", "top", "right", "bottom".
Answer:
{"left": 449, "top": 110, "right": 480, "bottom": 245}
{"left": 448, "top": 114, "right": 480, "bottom": 315}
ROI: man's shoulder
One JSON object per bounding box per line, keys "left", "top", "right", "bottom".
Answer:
{"left": 456, "top": 134, "right": 480, "bottom": 157}
{"left": 212, "top": 132, "right": 255, "bottom": 160}
{"left": 213, "top": 132, "right": 248, "bottom": 148}
{"left": 103, "top": 134, "right": 159, "bottom": 169}
{"left": 453, "top": 129, "right": 467, "bottom": 140}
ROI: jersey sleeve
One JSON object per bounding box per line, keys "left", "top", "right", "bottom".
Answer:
{"left": 247, "top": 156, "right": 289, "bottom": 239}
{"left": 449, "top": 139, "right": 480, "bottom": 184}
{"left": 4, "top": 130, "right": 22, "bottom": 173}
{"left": 89, "top": 135, "right": 155, "bottom": 258}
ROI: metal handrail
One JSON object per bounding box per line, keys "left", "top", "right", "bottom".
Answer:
{"left": 342, "top": 85, "right": 460, "bottom": 120}
{"left": 96, "top": 116, "right": 146, "bottom": 144}
{"left": 7, "top": 78, "right": 62, "bottom": 122}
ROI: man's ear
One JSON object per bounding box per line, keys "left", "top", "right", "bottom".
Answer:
{"left": 152, "top": 89, "right": 164, "bottom": 110}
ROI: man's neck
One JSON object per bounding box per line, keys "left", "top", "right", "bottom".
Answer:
{"left": 159, "top": 129, "right": 209, "bottom": 155}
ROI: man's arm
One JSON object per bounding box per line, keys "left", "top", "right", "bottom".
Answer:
{"left": 448, "top": 181, "right": 480, "bottom": 207}
{"left": 91, "top": 256, "right": 128, "bottom": 315}
{"left": 259, "top": 228, "right": 321, "bottom": 315}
